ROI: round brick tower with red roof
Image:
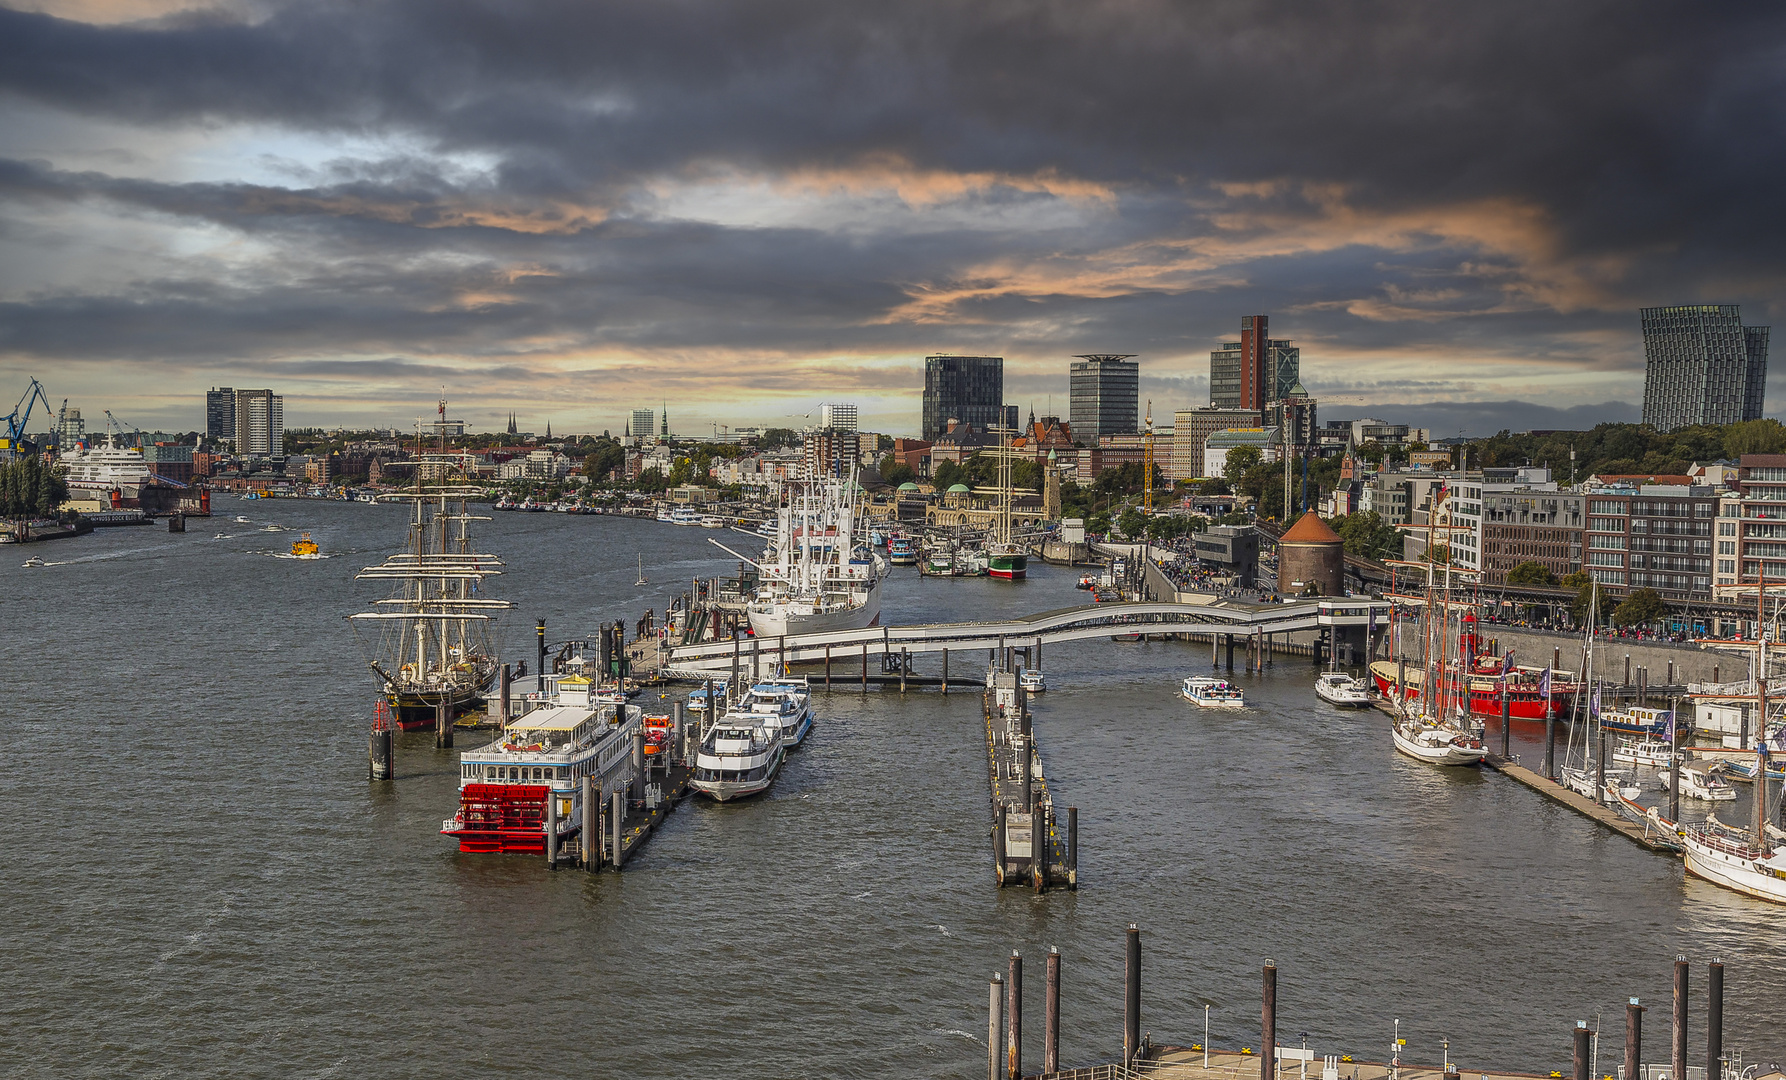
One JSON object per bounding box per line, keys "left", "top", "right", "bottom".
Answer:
{"left": 1278, "top": 511, "right": 1344, "bottom": 597}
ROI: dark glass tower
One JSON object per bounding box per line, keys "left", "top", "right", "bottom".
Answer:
{"left": 1068, "top": 354, "right": 1139, "bottom": 440}
{"left": 923, "top": 355, "right": 1004, "bottom": 439}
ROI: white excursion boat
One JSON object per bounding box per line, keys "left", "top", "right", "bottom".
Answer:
{"left": 701, "top": 514, "right": 726, "bottom": 528}
{"left": 1391, "top": 713, "right": 1489, "bottom": 766}
{"left": 1181, "top": 675, "right": 1246, "bottom": 708}
{"left": 1560, "top": 765, "right": 1641, "bottom": 805}
{"left": 727, "top": 677, "right": 815, "bottom": 747}
{"left": 1660, "top": 760, "right": 1739, "bottom": 801}
{"left": 670, "top": 507, "right": 702, "bottom": 526}
{"left": 687, "top": 683, "right": 728, "bottom": 714}
{"left": 690, "top": 718, "right": 787, "bottom": 801}
{"left": 1019, "top": 668, "right": 1046, "bottom": 693}
{"left": 720, "top": 474, "right": 885, "bottom": 638}
{"left": 440, "top": 676, "right": 643, "bottom": 854}
{"left": 1611, "top": 738, "right": 1679, "bottom": 769}
{"left": 1314, "top": 671, "right": 1372, "bottom": 707}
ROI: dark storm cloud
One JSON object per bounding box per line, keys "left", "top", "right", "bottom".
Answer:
{"left": 2, "top": 0, "right": 1785, "bottom": 422}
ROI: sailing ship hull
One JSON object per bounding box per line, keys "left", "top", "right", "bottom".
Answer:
{"left": 1682, "top": 831, "right": 1786, "bottom": 904}
{"left": 1390, "top": 723, "right": 1488, "bottom": 766}
{"left": 1369, "top": 661, "right": 1572, "bottom": 721}
{"left": 388, "top": 684, "right": 488, "bottom": 729}
{"left": 989, "top": 551, "right": 1027, "bottom": 580}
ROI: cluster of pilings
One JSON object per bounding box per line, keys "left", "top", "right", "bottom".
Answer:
{"left": 555, "top": 698, "right": 690, "bottom": 873}
{"left": 985, "top": 653, "right": 1075, "bottom": 892}
{"left": 989, "top": 930, "right": 1737, "bottom": 1080}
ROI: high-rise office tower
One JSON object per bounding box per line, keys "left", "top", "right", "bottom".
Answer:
{"left": 206, "top": 388, "right": 235, "bottom": 441}
{"left": 820, "top": 402, "right": 859, "bottom": 432}
{"left": 1068, "top": 354, "right": 1139, "bottom": 441}
{"left": 232, "top": 389, "right": 283, "bottom": 455}
{"left": 1641, "top": 305, "right": 1769, "bottom": 431}
{"left": 1210, "top": 317, "right": 1300, "bottom": 408}
{"left": 922, "top": 355, "right": 1004, "bottom": 439}
{"left": 629, "top": 408, "right": 655, "bottom": 439}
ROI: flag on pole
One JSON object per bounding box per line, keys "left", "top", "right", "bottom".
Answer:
{"left": 1590, "top": 683, "right": 1601, "bottom": 718}
{"left": 1500, "top": 651, "right": 1516, "bottom": 675}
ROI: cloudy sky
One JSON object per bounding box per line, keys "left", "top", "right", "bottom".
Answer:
{"left": 2, "top": 1, "right": 1783, "bottom": 437}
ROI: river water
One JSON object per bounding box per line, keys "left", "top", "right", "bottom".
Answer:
{"left": 3, "top": 499, "right": 1781, "bottom": 1079}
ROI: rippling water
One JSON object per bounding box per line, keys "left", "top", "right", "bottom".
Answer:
{"left": 3, "top": 500, "right": 1781, "bottom": 1078}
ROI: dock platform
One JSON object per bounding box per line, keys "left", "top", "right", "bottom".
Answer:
{"left": 1039, "top": 1047, "right": 1550, "bottom": 1080}
{"left": 985, "top": 669, "right": 1075, "bottom": 891}
{"left": 1482, "top": 753, "right": 1682, "bottom": 853}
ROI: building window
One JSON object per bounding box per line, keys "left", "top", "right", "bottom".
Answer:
{"left": 1588, "top": 552, "right": 1626, "bottom": 567}
{"left": 1720, "top": 559, "right": 1736, "bottom": 573}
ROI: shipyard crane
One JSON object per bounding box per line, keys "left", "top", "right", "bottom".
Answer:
{"left": 105, "top": 410, "right": 146, "bottom": 448}
{"left": 2, "top": 377, "right": 54, "bottom": 454}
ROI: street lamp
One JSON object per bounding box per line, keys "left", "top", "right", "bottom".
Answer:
{"left": 1301, "top": 1032, "right": 1310, "bottom": 1080}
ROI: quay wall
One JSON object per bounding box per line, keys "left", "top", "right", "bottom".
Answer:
{"left": 1415, "top": 626, "right": 1728, "bottom": 685}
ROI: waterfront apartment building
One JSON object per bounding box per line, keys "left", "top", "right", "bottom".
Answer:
{"left": 232, "top": 389, "right": 283, "bottom": 456}
{"left": 1067, "top": 354, "right": 1139, "bottom": 441}
{"left": 206, "top": 388, "right": 235, "bottom": 441}
{"left": 1734, "top": 454, "right": 1786, "bottom": 583}
{"left": 1582, "top": 483, "right": 1717, "bottom": 599}
{"left": 1172, "top": 407, "right": 1262, "bottom": 479}
{"left": 1478, "top": 485, "right": 1585, "bottom": 586}
{"left": 1209, "top": 316, "right": 1300, "bottom": 410}
{"left": 819, "top": 402, "right": 858, "bottom": 432}
{"left": 1640, "top": 305, "right": 1769, "bottom": 431}
{"left": 922, "top": 355, "right": 1004, "bottom": 440}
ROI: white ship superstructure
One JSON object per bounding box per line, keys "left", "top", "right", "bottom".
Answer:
{"left": 730, "top": 475, "right": 885, "bottom": 637}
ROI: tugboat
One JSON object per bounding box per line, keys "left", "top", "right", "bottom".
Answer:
{"left": 289, "top": 532, "right": 321, "bottom": 559}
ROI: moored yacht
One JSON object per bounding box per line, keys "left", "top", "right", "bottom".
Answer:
{"left": 690, "top": 718, "right": 786, "bottom": 801}
{"left": 1611, "top": 737, "right": 1679, "bottom": 769}
{"left": 1314, "top": 671, "right": 1371, "bottom": 707}
{"left": 728, "top": 677, "right": 815, "bottom": 747}
{"left": 1181, "top": 675, "right": 1246, "bottom": 708}
{"left": 1660, "top": 760, "right": 1739, "bottom": 801}
{"left": 1391, "top": 713, "right": 1488, "bottom": 766}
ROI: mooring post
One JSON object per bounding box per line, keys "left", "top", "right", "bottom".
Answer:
{"left": 1124, "top": 924, "right": 1141, "bottom": 1067}
{"left": 435, "top": 700, "right": 452, "bottom": 749}
{"left": 1066, "top": 806, "right": 1078, "bottom": 890}
{"left": 536, "top": 619, "right": 547, "bottom": 694}
{"left": 1213, "top": 634, "right": 1219, "bottom": 668}
{"left": 825, "top": 643, "right": 831, "bottom": 687}
{"left": 1262, "top": 960, "right": 1277, "bottom": 1080}
{"left": 900, "top": 648, "right": 908, "bottom": 694}
{"left": 1225, "top": 634, "right": 1235, "bottom": 671}
{"left": 732, "top": 634, "right": 740, "bottom": 688}
{"left": 942, "top": 647, "right": 950, "bottom": 694}
{"left": 1044, "top": 947, "right": 1061, "bottom": 1075}
{"left": 1035, "top": 806, "right": 1049, "bottom": 892}
{"left": 1573, "top": 1021, "right": 1590, "bottom": 1080}
{"left": 671, "top": 702, "right": 684, "bottom": 775}
{"left": 1007, "top": 951, "right": 1023, "bottom": 1080}
{"left": 582, "top": 776, "right": 598, "bottom": 870}
{"left": 1624, "top": 653, "right": 1631, "bottom": 686}
{"left": 988, "top": 974, "right": 1005, "bottom": 1080}
{"left": 1667, "top": 659, "right": 1675, "bottom": 685}
{"left": 993, "top": 803, "right": 1007, "bottom": 886}
{"left": 1544, "top": 709, "right": 1557, "bottom": 779}
{"left": 1624, "top": 998, "right": 1643, "bottom": 1080}
{"left": 861, "top": 642, "right": 869, "bottom": 692}
{"left": 1035, "top": 638, "right": 1042, "bottom": 668}
{"left": 610, "top": 789, "right": 624, "bottom": 870}
{"left": 1500, "top": 683, "right": 1512, "bottom": 758}
{"left": 1673, "top": 956, "right": 1689, "bottom": 1080}
{"left": 998, "top": 634, "right": 1007, "bottom": 672}
{"left": 368, "top": 725, "right": 392, "bottom": 781}
{"left": 1708, "top": 959, "right": 1724, "bottom": 1080}
{"left": 545, "top": 791, "right": 559, "bottom": 869}
{"left": 1021, "top": 741, "right": 1034, "bottom": 816}
{"left": 631, "top": 726, "right": 645, "bottom": 802}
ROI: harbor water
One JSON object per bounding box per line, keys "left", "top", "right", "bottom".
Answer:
{"left": 3, "top": 500, "right": 1782, "bottom": 1078}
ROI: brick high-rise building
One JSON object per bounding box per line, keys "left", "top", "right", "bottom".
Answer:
{"left": 1211, "top": 316, "right": 1299, "bottom": 409}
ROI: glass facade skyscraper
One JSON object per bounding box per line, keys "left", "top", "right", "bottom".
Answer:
{"left": 1641, "top": 305, "right": 1769, "bottom": 431}
{"left": 922, "top": 355, "right": 1004, "bottom": 439}
{"left": 1210, "top": 321, "right": 1299, "bottom": 409}
{"left": 1068, "top": 354, "right": 1139, "bottom": 441}
{"left": 206, "top": 387, "right": 235, "bottom": 441}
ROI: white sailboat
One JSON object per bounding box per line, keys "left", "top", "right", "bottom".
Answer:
{"left": 635, "top": 555, "right": 648, "bottom": 587}
{"left": 1387, "top": 491, "right": 1487, "bottom": 767}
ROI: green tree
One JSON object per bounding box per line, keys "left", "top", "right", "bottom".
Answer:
{"left": 1507, "top": 560, "right": 1558, "bottom": 586}
{"left": 758, "top": 427, "right": 798, "bottom": 451}
{"left": 1724, "top": 419, "right": 1786, "bottom": 458}
{"left": 1612, "top": 588, "right": 1668, "bottom": 627}
{"left": 1330, "top": 512, "right": 1402, "bottom": 561}
{"left": 932, "top": 460, "right": 966, "bottom": 489}
{"left": 635, "top": 466, "right": 669, "bottom": 493}
{"left": 879, "top": 455, "right": 915, "bottom": 486}
{"left": 1118, "top": 507, "right": 1146, "bottom": 539}
{"left": 0, "top": 455, "right": 69, "bottom": 523}
{"left": 1222, "top": 446, "right": 1263, "bottom": 488}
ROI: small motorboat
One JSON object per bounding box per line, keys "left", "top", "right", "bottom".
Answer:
{"left": 1313, "top": 671, "right": 1371, "bottom": 707}
{"left": 289, "top": 532, "right": 321, "bottom": 559}
{"left": 234, "top": 515, "right": 251, "bottom": 523}
{"left": 1181, "top": 675, "right": 1246, "bottom": 708}
{"left": 1018, "top": 668, "right": 1046, "bottom": 693}
{"left": 1076, "top": 575, "right": 1096, "bottom": 589}
{"left": 22, "top": 556, "right": 46, "bottom": 568}
{"left": 1660, "top": 760, "right": 1739, "bottom": 801}
{"left": 1611, "top": 738, "right": 1679, "bottom": 769}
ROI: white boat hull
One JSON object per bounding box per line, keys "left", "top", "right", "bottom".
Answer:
{"left": 1182, "top": 692, "right": 1247, "bottom": 709}
{"left": 1391, "top": 724, "right": 1488, "bottom": 766}
{"left": 1314, "top": 684, "right": 1372, "bottom": 707}
{"left": 1683, "top": 834, "right": 1786, "bottom": 904}
{"left": 690, "top": 745, "right": 786, "bottom": 802}
{"left": 746, "top": 575, "right": 882, "bottom": 638}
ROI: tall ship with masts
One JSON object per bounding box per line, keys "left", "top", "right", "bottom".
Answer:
{"left": 714, "top": 472, "right": 885, "bottom": 637}
{"left": 351, "top": 486, "right": 513, "bottom": 729}
{"left": 1383, "top": 488, "right": 1488, "bottom": 766}
{"left": 983, "top": 422, "right": 1028, "bottom": 580}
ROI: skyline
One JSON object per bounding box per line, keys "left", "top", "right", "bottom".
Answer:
{"left": 3, "top": 2, "right": 1783, "bottom": 437}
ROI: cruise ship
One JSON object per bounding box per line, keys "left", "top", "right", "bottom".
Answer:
{"left": 723, "top": 474, "right": 885, "bottom": 637}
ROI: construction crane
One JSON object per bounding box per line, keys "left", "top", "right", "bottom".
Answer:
{"left": 2, "top": 378, "right": 54, "bottom": 455}
{"left": 105, "top": 410, "right": 145, "bottom": 448}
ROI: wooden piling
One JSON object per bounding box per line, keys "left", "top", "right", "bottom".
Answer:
{"left": 1672, "top": 956, "right": 1688, "bottom": 1080}
{"left": 1572, "top": 1021, "right": 1590, "bottom": 1080}
{"left": 610, "top": 790, "right": 624, "bottom": 871}
{"left": 1066, "top": 807, "right": 1078, "bottom": 890}
{"left": 1124, "top": 924, "right": 1141, "bottom": 1066}
{"left": 435, "top": 700, "right": 452, "bottom": 749}
{"left": 942, "top": 648, "right": 949, "bottom": 694}
{"left": 1708, "top": 959, "right": 1724, "bottom": 1080}
{"left": 1262, "top": 961, "right": 1277, "bottom": 1080}
{"left": 1007, "top": 951, "right": 1023, "bottom": 1080}
{"left": 1624, "top": 998, "right": 1643, "bottom": 1080}
{"left": 1044, "top": 947, "right": 1061, "bottom": 1074}
{"left": 988, "top": 974, "right": 1005, "bottom": 1080}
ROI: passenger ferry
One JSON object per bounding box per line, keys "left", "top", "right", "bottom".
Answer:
{"left": 700, "top": 514, "right": 727, "bottom": 528}
{"left": 727, "top": 677, "right": 814, "bottom": 747}
{"left": 888, "top": 537, "right": 919, "bottom": 565}
{"left": 671, "top": 507, "right": 703, "bottom": 526}
{"left": 440, "top": 674, "right": 643, "bottom": 853}
{"left": 688, "top": 682, "right": 729, "bottom": 714}
{"left": 1181, "top": 675, "right": 1246, "bottom": 708}
{"left": 690, "top": 718, "right": 786, "bottom": 801}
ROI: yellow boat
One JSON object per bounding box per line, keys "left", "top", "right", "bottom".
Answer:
{"left": 290, "top": 532, "right": 321, "bottom": 559}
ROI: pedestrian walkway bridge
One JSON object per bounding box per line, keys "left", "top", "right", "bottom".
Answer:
{"left": 663, "top": 599, "right": 1389, "bottom": 676}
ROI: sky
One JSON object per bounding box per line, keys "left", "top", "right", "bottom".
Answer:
{"left": 1, "top": 1, "right": 1783, "bottom": 439}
